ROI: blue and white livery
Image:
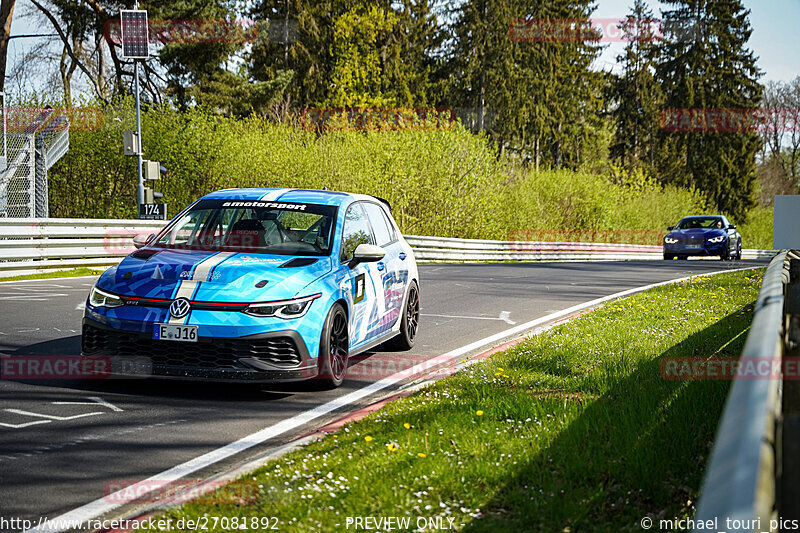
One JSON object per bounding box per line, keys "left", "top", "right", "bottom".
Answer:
{"left": 82, "top": 188, "right": 421, "bottom": 387}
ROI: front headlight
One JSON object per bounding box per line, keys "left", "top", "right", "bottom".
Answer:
{"left": 664, "top": 237, "right": 679, "bottom": 244}
{"left": 243, "top": 294, "right": 322, "bottom": 319}
{"left": 707, "top": 235, "right": 726, "bottom": 243}
{"left": 88, "top": 286, "right": 124, "bottom": 308}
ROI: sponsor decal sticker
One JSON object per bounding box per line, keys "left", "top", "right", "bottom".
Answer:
{"left": 222, "top": 201, "right": 307, "bottom": 211}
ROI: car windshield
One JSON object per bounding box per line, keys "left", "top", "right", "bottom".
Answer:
{"left": 151, "top": 199, "right": 338, "bottom": 256}
{"left": 675, "top": 217, "right": 724, "bottom": 230}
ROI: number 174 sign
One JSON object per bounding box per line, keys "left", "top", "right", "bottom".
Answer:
{"left": 139, "top": 203, "right": 166, "bottom": 220}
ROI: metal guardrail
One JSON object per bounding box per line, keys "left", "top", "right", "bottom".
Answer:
{"left": 405, "top": 234, "right": 774, "bottom": 262}
{"left": 692, "top": 250, "right": 792, "bottom": 532}
{"left": 0, "top": 218, "right": 164, "bottom": 276}
{"left": 0, "top": 219, "right": 778, "bottom": 277}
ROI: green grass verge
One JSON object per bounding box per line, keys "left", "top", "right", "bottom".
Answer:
{"left": 141, "top": 268, "right": 763, "bottom": 532}
{"left": 0, "top": 267, "right": 105, "bottom": 282}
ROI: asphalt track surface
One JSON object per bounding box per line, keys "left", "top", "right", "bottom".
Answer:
{"left": 0, "top": 259, "right": 767, "bottom": 531}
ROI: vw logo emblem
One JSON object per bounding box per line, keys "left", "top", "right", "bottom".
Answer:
{"left": 169, "top": 298, "right": 191, "bottom": 318}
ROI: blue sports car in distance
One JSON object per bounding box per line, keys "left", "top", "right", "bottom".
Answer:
{"left": 662, "top": 215, "right": 742, "bottom": 261}
{"left": 82, "top": 188, "right": 420, "bottom": 388}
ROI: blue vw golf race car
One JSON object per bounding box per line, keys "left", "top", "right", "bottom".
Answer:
{"left": 81, "top": 188, "right": 420, "bottom": 388}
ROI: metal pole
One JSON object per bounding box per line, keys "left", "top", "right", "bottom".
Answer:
{"left": 134, "top": 59, "right": 143, "bottom": 208}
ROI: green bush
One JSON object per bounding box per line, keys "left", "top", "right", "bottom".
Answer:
{"left": 48, "top": 101, "right": 773, "bottom": 247}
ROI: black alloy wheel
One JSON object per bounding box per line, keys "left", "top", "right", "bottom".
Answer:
{"left": 318, "top": 303, "right": 349, "bottom": 388}
{"left": 386, "top": 281, "right": 420, "bottom": 350}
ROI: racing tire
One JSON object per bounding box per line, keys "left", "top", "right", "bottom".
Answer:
{"left": 663, "top": 254, "right": 674, "bottom": 260}
{"left": 677, "top": 255, "right": 688, "bottom": 260}
{"left": 385, "top": 281, "right": 420, "bottom": 351}
{"left": 720, "top": 246, "right": 730, "bottom": 261}
{"left": 317, "top": 303, "right": 349, "bottom": 389}
{"left": 735, "top": 243, "right": 742, "bottom": 260}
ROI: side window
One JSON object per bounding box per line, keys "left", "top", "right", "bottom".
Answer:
{"left": 340, "top": 203, "right": 374, "bottom": 262}
{"left": 363, "top": 202, "right": 395, "bottom": 246}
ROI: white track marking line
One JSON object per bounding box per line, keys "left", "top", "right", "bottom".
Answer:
{"left": 0, "top": 420, "right": 52, "bottom": 429}
{"left": 499, "top": 311, "right": 516, "bottom": 324}
{"left": 24, "top": 265, "right": 761, "bottom": 533}
{"left": 422, "top": 313, "right": 503, "bottom": 321}
{"left": 422, "top": 312, "right": 515, "bottom": 324}
{"left": 0, "top": 294, "right": 67, "bottom": 300}
{"left": 5, "top": 409, "right": 105, "bottom": 421}
{"left": 52, "top": 397, "right": 123, "bottom": 412}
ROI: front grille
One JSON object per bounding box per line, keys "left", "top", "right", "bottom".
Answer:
{"left": 82, "top": 324, "right": 302, "bottom": 368}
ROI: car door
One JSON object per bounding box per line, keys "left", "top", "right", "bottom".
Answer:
{"left": 339, "top": 202, "right": 382, "bottom": 348}
{"left": 362, "top": 201, "right": 407, "bottom": 333}
{"left": 723, "top": 216, "right": 739, "bottom": 253}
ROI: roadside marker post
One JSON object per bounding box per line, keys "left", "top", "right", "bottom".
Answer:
{"left": 120, "top": 7, "right": 159, "bottom": 220}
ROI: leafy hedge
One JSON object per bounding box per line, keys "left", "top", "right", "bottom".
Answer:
{"left": 48, "top": 101, "right": 773, "bottom": 248}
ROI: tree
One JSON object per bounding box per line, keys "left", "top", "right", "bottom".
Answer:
{"left": 23, "top": 0, "right": 273, "bottom": 110}
{"left": 448, "top": 0, "right": 602, "bottom": 169}
{"left": 249, "top": 0, "right": 350, "bottom": 108}
{"left": 760, "top": 78, "right": 800, "bottom": 187}
{"left": 326, "top": 5, "right": 398, "bottom": 107}
{"left": 655, "top": 0, "right": 762, "bottom": 221}
{"left": 249, "top": 0, "right": 443, "bottom": 110}
{"left": 610, "top": 0, "right": 662, "bottom": 174}
{"left": 28, "top": 0, "right": 110, "bottom": 104}
{"left": 0, "top": 0, "right": 16, "bottom": 93}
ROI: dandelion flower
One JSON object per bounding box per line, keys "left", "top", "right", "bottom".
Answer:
{"left": 364, "top": 436, "right": 373, "bottom": 442}
{"left": 476, "top": 410, "right": 484, "bottom": 416}
{"left": 418, "top": 453, "right": 427, "bottom": 458}
{"left": 387, "top": 443, "right": 398, "bottom": 452}
{"left": 404, "top": 423, "right": 411, "bottom": 429}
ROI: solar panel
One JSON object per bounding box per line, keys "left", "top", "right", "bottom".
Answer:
{"left": 120, "top": 10, "right": 149, "bottom": 59}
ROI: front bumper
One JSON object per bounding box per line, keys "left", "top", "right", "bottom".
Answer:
{"left": 81, "top": 317, "right": 318, "bottom": 383}
{"left": 663, "top": 241, "right": 727, "bottom": 256}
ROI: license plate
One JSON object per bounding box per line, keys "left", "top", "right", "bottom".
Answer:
{"left": 686, "top": 244, "right": 702, "bottom": 249}
{"left": 154, "top": 324, "right": 198, "bottom": 342}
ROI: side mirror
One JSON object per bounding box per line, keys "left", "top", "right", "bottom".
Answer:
{"left": 667, "top": 226, "right": 674, "bottom": 231}
{"left": 349, "top": 243, "right": 385, "bottom": 268}
{"left": 728, "top": 224, "right": 736, "bottom": 230}
{"left": 133, "top": 233, "right": 154, "bottom": 249}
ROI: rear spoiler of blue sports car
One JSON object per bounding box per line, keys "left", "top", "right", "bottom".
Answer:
{"left": 374, "top": 196, "right": 392, "bottom": 213}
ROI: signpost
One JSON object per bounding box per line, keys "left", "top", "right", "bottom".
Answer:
{"left": 138, "top": 203, "right": 167, "bottom": 220}
{"left": 120, "top": 8, "right": 165, "bottom": 219}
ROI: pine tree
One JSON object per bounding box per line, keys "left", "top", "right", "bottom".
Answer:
{"left": 610, "top": 0, "right": 662, "bottom": 174}
{"left": 655, "top": 0, "right": 762, "bottom": 221}
{"left": 448, "top": 0, "right": 603, "bottom": 168}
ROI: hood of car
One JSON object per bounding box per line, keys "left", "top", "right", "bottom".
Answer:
{"left": 97, "top": 248, "right": 332, "bottom": 302}
{"left": 667, "top": 228, "right": 726, "bottom": 239}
